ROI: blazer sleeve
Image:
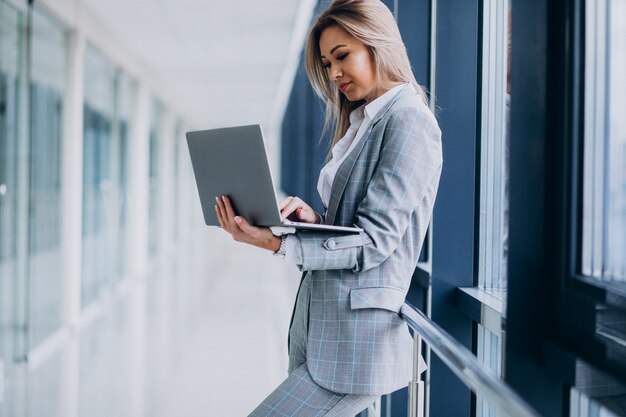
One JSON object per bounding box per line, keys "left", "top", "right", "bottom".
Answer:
{"left": 294, "top": 105, "right": 443, "bottom": 273}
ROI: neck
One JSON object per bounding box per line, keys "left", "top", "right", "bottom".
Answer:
{"left": 365, "top": 81, "right": 405, "bottom": 104}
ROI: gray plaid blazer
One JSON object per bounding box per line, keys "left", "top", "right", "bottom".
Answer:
{"left": 289, "top": 85, "right": 443, "bottom": 396}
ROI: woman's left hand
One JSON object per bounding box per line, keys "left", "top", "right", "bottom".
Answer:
{"left": 215, "top": 195, "right": 281, "bottom": 252}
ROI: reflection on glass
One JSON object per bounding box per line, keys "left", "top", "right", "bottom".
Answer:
{"left": 148, "top": 100, "right": 163, "bottom": 256}
{"left": 114, "top": 72, "right": 135, "bottom": 280}
{"left": 476, "top": 2, "right": 510, "bottom": 417}
{"left": 82, "top": 45, "right": 134, "bottom": 306}
{"left": 172, "top": 119, "right": 182, "bottom": 242}
{"left": 573, "top": 359, "right": 626, "bottom": 415}
{"left": 478, "top": 0, "right": 511, "bottom": 293}
{"left": 82, "top": 44, "right": 116, "bottom": 306}
{"left": 605, "top": 2, "right": 626, "bottom": 281}
{"left": 28, "top": 8, "right": 66, "bottom": 348}
{"left": 0, "top": 0, "right": 24, "bottom": 368}
{"left": 582, "top": 0, "right": 626, "bottom": 282}
{"left": 476, "top": 324, "right": 503, "bottom": 417}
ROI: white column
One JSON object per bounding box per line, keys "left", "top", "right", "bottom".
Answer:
{"left": 156, "top": 110, "right": 174, "bottom": 386}
{"left": 127, "top": 81, "right": 151, "bottom": 278}
{"left": 159, "top": 111, "right": 174, "bottom": 254}
{"left": 126, "top": 80, "right": 151, "bottom": 417}
{"left": 60, "top": 28, "right": 85, "bottom": 417}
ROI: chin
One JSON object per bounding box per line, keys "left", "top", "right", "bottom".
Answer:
{"left": 344, "top": 91, "right": 365, "bottom": 102}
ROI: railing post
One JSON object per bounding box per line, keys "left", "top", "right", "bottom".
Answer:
{"left": 408, "top": 333, "right": 425, "bottom": 417}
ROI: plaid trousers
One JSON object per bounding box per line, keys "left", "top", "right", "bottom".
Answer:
{"left": 248, "top": 273, "right": 378, "bottom": 417}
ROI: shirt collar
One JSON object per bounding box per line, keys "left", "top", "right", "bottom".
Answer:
{"left": 349, "top": 105, "right": 365, "bottom": 125}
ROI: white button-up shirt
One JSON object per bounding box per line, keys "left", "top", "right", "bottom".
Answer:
{"left": 317, "top": 83, "right": 408, "bottom": 208}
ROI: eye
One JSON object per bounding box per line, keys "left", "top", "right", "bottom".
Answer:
{"left": 322, "top": 62, "right": 331, "bottom": 70}
{"left": 337, "top": 53, "right": 348, "bottom": 61}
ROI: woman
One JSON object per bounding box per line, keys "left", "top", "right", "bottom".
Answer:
{"left": 215, "top": 0, "right": 442, "bottom": 415}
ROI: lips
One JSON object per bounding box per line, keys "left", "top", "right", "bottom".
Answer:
{"left": 338, "top": 82, "right": 351, "bottom": 92}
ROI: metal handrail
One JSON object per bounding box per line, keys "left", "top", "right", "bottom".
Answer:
{"left": 400, "top": 302, "right": 542, "bottom": 417}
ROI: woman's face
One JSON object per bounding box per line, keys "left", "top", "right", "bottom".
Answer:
{"left": 319, "top": 25, "right": 378, "bottom": 103}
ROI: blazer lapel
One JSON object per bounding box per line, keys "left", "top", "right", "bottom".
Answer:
{"left": 324, "top": 86, "right": 415, "bottom": 225}
{"left": 325, "top": 124, "right": 372, "bottom": 225}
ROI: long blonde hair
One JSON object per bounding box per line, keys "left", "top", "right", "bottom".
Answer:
{"left": 305, "top": 0, "right": 428, "bottom": 147}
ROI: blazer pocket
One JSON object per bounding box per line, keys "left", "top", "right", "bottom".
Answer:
{"left": 323, "top": 233, "right": 373, "bottom": 250}
{"left": 349, "top": 286, "right": 406, "bottom": 313}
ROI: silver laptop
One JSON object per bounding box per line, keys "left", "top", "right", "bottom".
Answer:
{"left": 186, "top": 124, "right": 363, "bottom": 235}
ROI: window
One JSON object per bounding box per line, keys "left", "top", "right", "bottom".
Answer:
{"left": 82, "top": 45, "right": 134, "bottom": 305}
{"left": 28, "top": 6, "right": 66, "bottom": 348}
{"left": 113, "top": 71, "right": 135, "bottom": 280}
{"left": 0, "top": 0, "right": 25, "bottom": 367}
{"left": 476, "top": 1, "right": 511, "bottom": 415}
{"left": 582, "top": 0, "right": 626, "bottom": 283}
{"left": 478, "top": 0, "right": 511, "bottom": 294}
{"left": 82, "top": 44, "right": 116, "bottom": 306}
{"left": 148, "top": 99, "right": 164, "bottom": 256}
{"left": 571, "top": 1, "right": 626, "bottom": 411}
{"left": 172, "top": 119, "right": 182, "bottom": 242}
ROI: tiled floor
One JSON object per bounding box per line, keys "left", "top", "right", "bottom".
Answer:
{"left": 155, "top": 236, "right": 302, "bottom": 416}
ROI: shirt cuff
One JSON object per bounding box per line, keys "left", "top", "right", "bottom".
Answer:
{"left": 284, "top": 234, "right": 303, "bottom": 265}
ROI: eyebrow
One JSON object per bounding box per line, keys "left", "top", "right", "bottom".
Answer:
{"left": 321, "top": 44, "right": 347, "bottom": 59}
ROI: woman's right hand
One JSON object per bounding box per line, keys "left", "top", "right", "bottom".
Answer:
{"left": 279, "top": 196, "right": 320, "bottom": 224}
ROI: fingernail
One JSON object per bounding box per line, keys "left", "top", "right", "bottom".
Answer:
{"left": 215, "top": 197, "right": 219, "bottom": 202}
{"left": 235, "top": 216, "right": 241, "bottom": 223}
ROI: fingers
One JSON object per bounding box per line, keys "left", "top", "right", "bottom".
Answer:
{"left": 216, "top": 195, "right": 238, "bottom": 231}
{"left": 215, "top": 197, "right": 230, "bottom": 231}
{"left": 281, "top": 197, "right": 313, "bottom": 222}
{"left": 280, "top": 197, "right": 301, "bottom": 220}
{"left": 233, "top": 215, "right": 259, "bottom": 238}
{"left": 215, "top": 196, "right": 275, "bottom": 249}
{"left": 222, "top": 195, "right": 237, "bottom": 220}
{"left": 278, "top": 196, "right": 294, "bottom": 210}
{"left": 216, "top": 195, "right": 257, "bottom": 238}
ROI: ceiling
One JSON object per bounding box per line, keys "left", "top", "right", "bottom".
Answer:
{"left": 78, "top": 0, "right": 311, "bottom": 128}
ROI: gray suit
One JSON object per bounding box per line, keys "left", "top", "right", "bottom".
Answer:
{"left": 289, "top": 86, "right": 443, "bottom": 396}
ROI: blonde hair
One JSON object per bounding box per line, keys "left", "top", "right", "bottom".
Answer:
{"left": 305, "top": 0, "right": 428, "bottom": 147}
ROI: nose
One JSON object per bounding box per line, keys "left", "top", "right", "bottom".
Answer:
{"left": 329, "top": 63, "right": 342, "bottom": 81}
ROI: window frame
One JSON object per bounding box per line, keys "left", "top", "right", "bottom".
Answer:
{"left": 506, "top": 0, "right": 626, "bottom": 415}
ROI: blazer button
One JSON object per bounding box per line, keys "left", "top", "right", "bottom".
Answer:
{"left": 327, "top": 240, "right": 336, "bottom": 249}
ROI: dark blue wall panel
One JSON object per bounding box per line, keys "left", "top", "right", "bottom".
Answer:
{"left": 430, "top": 0, "right": 480, "bottom": 416}
{"left": 397, "top": 0, "right": 430, "bottom": 88}
{"left": 280, "top": 54, "right": 327, "bottom": 214}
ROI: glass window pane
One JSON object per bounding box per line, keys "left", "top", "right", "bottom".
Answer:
{"left": 476, "top": 324, "right": 504, "bottom": 417}
{"left": 28, "top": 7, "right": 66, "bottom": 348}
{"left": 172, "top": 119, "right": 181, "bottom": 242}
{"left": 582, "top": 0, "right": 626, "bottom": 282}
{"left": 148, "top": 100, "right": 163, "bottom": 256}
{"left": 82, "top": 44, "right": 116, "bottom": 306}
{"left": 605, "top": 0, "right": 626, "bottom": 280}
{"left": 576, "top": 360, "right": 626, "bottom": 406}
{"left": 478, "top": 0, "right": 511, "bottom": 294}
{"left": 0, "top": 0, "right": 24, "bottom": 372}
{"left": 113, "top": 71, "right": 135, "bottom": 280}
{"left": 476, "top": 3, "right": 510, "bottom": 416}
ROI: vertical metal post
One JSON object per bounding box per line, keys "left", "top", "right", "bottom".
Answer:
{"left": 367, "top": 397, "right": 382, "bottom": 417}
{"left": 408, "top": 333, "right": 425, "bottom": 417}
